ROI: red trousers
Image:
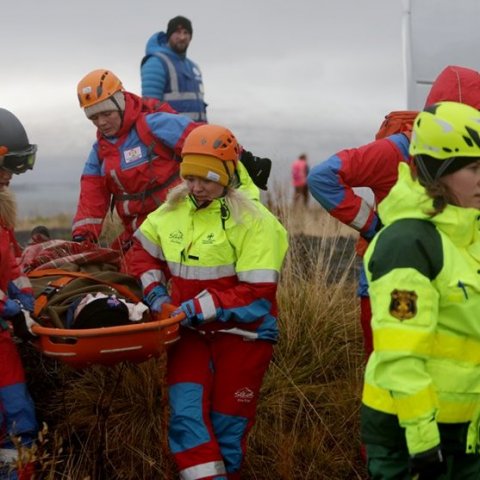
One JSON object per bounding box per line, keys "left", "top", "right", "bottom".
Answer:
{"left": 360, "top": 296, "right": 373, "bottom": 359}
{"left": 167, "top": 328, "right": 273, "bottom": 480}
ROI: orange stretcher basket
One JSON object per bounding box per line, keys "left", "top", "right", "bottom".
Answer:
{"left": 31, "top": 304, "right": 183, "bottom": 369}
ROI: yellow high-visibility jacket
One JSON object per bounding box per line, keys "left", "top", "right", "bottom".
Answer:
{"left": 362, "top": 163, "right": 480, "bottom": 456}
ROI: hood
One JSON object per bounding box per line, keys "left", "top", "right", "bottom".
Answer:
{"left": 425, "top": 65, "right": 480, "bottom": 108}
{"left": 96, "top": 91, "right": 143, "bottom": 141}
{"left": 145, "top": 31, "right": 168, "bottom": 55}
{"left": 378, "top": 163, "right": 479, "bottom": 248}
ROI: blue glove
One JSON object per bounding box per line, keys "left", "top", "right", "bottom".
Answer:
{"left": 176, "top": 298, "right": 217, "bottom": 327}
{"left": 143, "top": 285, "right": 172, "bottom": 313}
{"left": 8, "top": 282, "right": 35, "bottom": 312}
{"left": 1, "top": 299, "right": 22, "bottom": 318}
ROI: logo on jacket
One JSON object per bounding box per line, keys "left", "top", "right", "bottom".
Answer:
{"left": 389, "top": 289, "right": 418, "bottom": 320}
{"left": 202, "top": 233, "right": 215, "bottom": 244}
{"left": 123, "top": 146, "right": 142, "bottom": 163}
{"left": 169, "top": 230, "right": 183, "bottom": 244}
{"left": 234, "top": 387, "right": 254, "bottom": 403}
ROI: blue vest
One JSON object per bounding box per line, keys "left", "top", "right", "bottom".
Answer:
{"left": 151, "top": 48, "right": 207, "bottom": 122}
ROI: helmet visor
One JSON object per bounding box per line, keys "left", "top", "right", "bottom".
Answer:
{"left": 0, "top": 144, "right": 37, "bottom": 174}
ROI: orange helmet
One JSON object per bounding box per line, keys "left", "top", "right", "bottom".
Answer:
{"left": 181, "top": 124, "right": 241, "bottom": 162}
{"left": 181, "top": 125, "right": 240, "bottom": 186}
{"left": 77, "top": 69, "right": 123, "bottom": 109}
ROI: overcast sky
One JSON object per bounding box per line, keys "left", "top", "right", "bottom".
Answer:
{"left": 2, "top": 0, "right": 407, "bottom": 215}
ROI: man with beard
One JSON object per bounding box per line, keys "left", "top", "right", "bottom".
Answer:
{"left": 141, "top": 15, "right": 208, "bottom": 122}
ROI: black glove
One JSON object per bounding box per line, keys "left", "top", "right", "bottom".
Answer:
{"left": 409, "top": 447, "right": 446, "bottom": 479}
{"left": 11, "top": 310, "right": 38, "bottom": 342}
{"left": 240, "top": 150, "right": 271, "bottom": 190}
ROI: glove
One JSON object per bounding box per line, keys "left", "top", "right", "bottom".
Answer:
{"left": 172, "top": 301, "right": 200, "bottom": 327}
{"left": 11, "top": 310, "right": 38, "bottom": 342}
{"left": 240, "top": 150, "right": 272, "bottom": 190}
{"left": 360, "top": 215, "right": 383, "bottom": 242}
{"left": 143, "top": 285, "right": 171, "bottom": 313}
{"left": 409, "top": 446, "right": 446, "bottom": 479}
{"left": 72, "top": 233, "right": 97, "bottom": 243}
{"left": 1, "top": 298, "right": 22, "bottom": 317}
{"left": 8, "top": 282, "right": 34, "bottom": 312}
{"left": 175, "top": 294, "right": 217, "bottom": 327}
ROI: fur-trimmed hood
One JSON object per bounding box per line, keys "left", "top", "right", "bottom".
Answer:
{"left": 0, "top": 188, "right": 17, "bottom": 229}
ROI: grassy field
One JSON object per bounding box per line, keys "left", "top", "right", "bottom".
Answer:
{"left": 16, "top": 204, "right": 367, "bottom": 479}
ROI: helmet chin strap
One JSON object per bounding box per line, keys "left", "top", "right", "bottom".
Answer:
{"left": 416, "top": 155, "right": 457, "bottom": 183}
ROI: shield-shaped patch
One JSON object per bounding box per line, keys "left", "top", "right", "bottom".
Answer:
{"left": 389, "top": 289, "right": 418, "bottom": 320}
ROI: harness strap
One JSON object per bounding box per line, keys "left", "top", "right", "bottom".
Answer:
{"left": 112, "top": 171, "right": 180, "bottom": 201}
{"left": 33, "top": 275, "right": 74, "bottom": 318}
{"left": 29, "top": 268, "right": 142, "bottom": 318}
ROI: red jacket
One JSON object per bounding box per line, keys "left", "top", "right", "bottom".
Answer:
{"left": 72, "top": 92, "right": 198, "bottom": 245}
{"left": 308, "top": 65, "right": 480, "bottom": 240}
{"left": 307, "top": 65, "right": 480, "bottom": 295}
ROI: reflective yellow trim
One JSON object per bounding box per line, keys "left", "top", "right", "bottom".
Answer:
{"left": 362, "top": 383, "right": 396, "bottom": 414}
{"left": 374, "top": 328, "right": 480, "bottom": 364}
{"left": 432, "top": 334, "right": 480, "bottom": 365}
{"left": 393, "top": 385, "right": 438, "bottom": 422}
{"left": 363, "top": 383, "right": 479, "bottom": 423}
{"left": 374, "top": 328, "right": 432, "bottom": 355}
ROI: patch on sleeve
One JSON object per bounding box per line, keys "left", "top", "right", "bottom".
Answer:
{"left": 389, "top": 289, "right": 418, "bottom": 320}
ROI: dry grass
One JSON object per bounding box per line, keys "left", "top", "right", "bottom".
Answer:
{"left": 19, "top": 200, "right": 366, "bottom": 479}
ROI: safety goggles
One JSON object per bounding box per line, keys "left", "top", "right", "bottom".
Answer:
{"left": 0, "top": 144, "right": 37, "bottom": 174}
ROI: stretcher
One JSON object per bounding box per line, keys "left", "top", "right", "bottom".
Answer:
{"left": 30, "top": 303, "right": 184, "bottom": 370}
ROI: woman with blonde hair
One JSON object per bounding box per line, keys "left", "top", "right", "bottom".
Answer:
{"left": 130, "top": 124, "right": 288, "bottom": 480}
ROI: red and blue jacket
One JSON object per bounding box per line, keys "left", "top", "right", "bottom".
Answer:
{"left": 307, "top": 65, "right": 480, "bottom": 297}
{"left": 72, "top": 92, "right": 198, "bottom": 244}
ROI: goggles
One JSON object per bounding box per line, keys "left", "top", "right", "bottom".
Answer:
{"left": 0, "top": 144, "right": 37, "bottom": 174}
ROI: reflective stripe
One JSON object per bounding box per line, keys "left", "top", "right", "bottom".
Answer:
{"left": 12, "top": 276, "right": 31, "bottom": 290}
{"left": 180, "top": 460, "right": 226, "bottom": 480}
{"left": 393, "top": 385, "right": 438, "bottom": 422}
{"left": 349, "top": 198, "right": 372, "bottom": 230}
{"left": 72, "top": 217, "right": 103, "bottom": 230}
{"left": 135, "top": 230, "right": 165, "bottom": 261}
{"left": 154, "top": 53, "right": 180, "bottom": 92}
{"left": 140, "top": 269, "right": 166, "bottom": 290}
{"left": 196, "top": 290, "right": 216, "bottom": 321}
{"left": 375, "top": 328, "right": 480, "bottom": 364}
{"left": 169, "top": 261, "right": 235, "bottom": 280}
{"left": 218, "top": 327, "right": 259, "bottom": 340}
{"left": 237, "top": 269, "right": 279, "bottom": 283}
{"left": 362, "top": 383, "right": 480, "bottom": 423}
{"left": 374, "top": 328, "right": 432, "bottom": 356}
{"left": 164, "top": 92, "right": 200, "bottom": 101}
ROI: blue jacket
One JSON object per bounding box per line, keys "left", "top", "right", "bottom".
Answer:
{"left": 141, "top": 31, "right": 207, "bottom": 122}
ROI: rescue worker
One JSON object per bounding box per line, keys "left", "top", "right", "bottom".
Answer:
{"left": 307, "top": 65, "right": 480, "bottom": 358}
{"left": 129, "top": 124, "right": 288, "bottom": 480}
{"left": 362, "top": 101, "right": 480, "bottom": 478}
{"left": 141, "top": 15, "right": 207, "bottom": 122}
{"left": 73, "top": 69, "right": 271, "bottom": 266}
{"left": 0, "top": 108, "right": 39, "bottom": 479}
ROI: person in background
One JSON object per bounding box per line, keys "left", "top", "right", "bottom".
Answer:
{"left": 129, "top": 124, "right": 288, "bottom": 480}
{"left": 307, "top": 65, "right": 480, "bottom": 358}
{"left": 0, "top": 108, "right": 39, "bottom": 480}
{"left": 141, "top": 15, "right": 207, "bottom": 122}
{"left": 362, "top": 101, "right": 480, "bottom": 479}
{"left": 291, "top": 153, "right": 309, "bottom": 207}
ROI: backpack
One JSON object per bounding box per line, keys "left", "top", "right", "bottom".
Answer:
{"left": 374, "top": 110, "right": 419, "bottom": 140}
